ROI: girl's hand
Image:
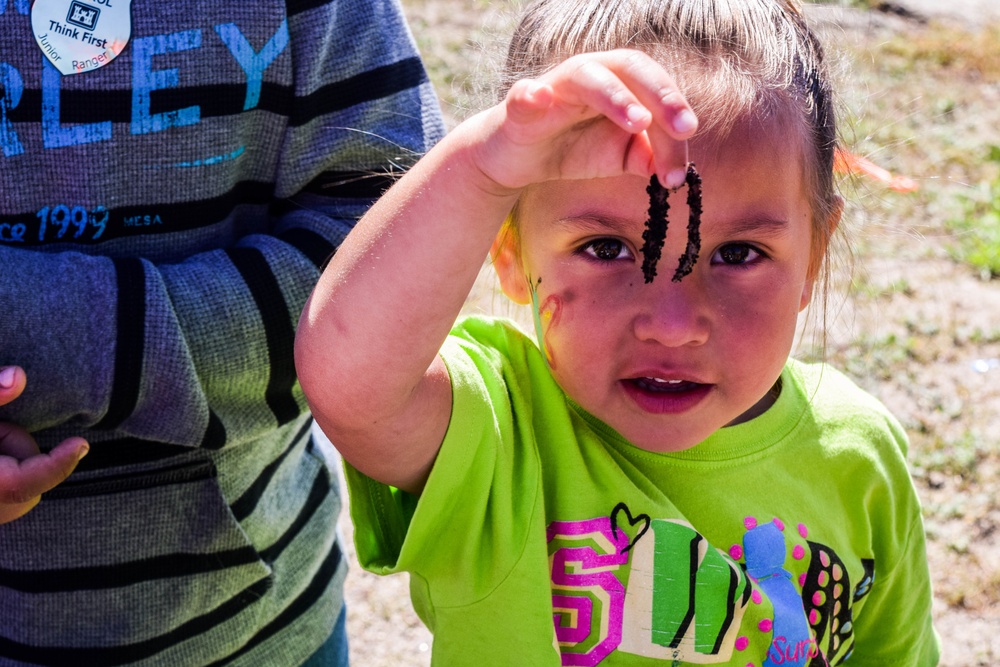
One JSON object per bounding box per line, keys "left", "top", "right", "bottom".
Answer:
{"left": 297, "top": 50, "right": 698, "bottom": 494}
{"left": 0, "top": 366, "right": 88, "bottom": 524}
{"left": 474, "top": 49, "right": 698, "bottom": 193}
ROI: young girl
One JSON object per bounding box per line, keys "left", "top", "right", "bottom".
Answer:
{"left": 296, "top": 0, "right": 940, "bottom": 664}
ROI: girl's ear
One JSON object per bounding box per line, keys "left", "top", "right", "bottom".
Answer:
{"left": 491, "top": 231, "right": 532, "bottom": 305}
{"left": 800, "top": 195, "right": 844, "bottom": 310}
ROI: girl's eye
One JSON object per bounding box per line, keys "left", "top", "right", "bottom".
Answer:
{"left": 712, "top": 243, "right": 762, "bottom": 266}
{"left": 581, "top": 238, "right": 632, "bottom": 262}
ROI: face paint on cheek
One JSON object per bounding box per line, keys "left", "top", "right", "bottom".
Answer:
{"left": 529, "top": 276, "right": 566, "bottom": 370}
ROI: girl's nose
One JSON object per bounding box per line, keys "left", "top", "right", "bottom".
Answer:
{"left": 631, "top": 276, "right": 710, "bottom": 347}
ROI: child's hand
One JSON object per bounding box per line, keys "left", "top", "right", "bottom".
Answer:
{"left": 475, "top": 49, "right": 698, "bottom": 193}
{"left": 0, "top": 366, "right": 88, "bottom": 524}
{"left": 297, "top": 50, "right": 698, "bottom": 494}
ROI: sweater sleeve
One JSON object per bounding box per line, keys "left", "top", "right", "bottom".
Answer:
{"left": 0, "top": 0, "right": 445, "bottom": 450}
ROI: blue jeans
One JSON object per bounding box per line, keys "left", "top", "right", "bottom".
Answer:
{"left": 300, "top": 606, "right": 349, "bottom": 667}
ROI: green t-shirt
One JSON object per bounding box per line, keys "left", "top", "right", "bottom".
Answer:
{"left": 346, "top": 316, "right": 939, "bottom": 666}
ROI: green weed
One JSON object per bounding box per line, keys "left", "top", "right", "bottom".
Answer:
{"left": 945, "top": 145, "right": 1000, "bottom": 279}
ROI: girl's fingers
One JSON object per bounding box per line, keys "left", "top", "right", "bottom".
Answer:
{"left": 503, "top": 56, "right": 651, "bottom": 145}
{"left": 548, "top": 55, "right": 653, "bottom": 133}
{"left": 505, "top": 79, "right": 555, "bottom": 122}
{"left": 540, "top": 51, "right": 697, "bottom": 179}
{"left": 603, "top": 50, "right": 697, "bottom": 183}
{"left": 497, "top": 50, "right": 697, "bottom": 187}
{"left": 647, "top": 126, "right": 690, "bottom": 188}
{"left": 604, "top": 49, "right": 697, "bottom": 138}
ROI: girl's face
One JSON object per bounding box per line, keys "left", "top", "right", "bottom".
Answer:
{"left": 496, "top": 123, "right": 834, "bottom": 453}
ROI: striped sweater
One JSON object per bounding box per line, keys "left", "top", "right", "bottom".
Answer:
{"left": 0, "top": 0, "right": 443, "bottom": 664}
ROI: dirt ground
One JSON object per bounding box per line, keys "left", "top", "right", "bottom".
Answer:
{"left": 337, "top": 1, "right": 1000, "bottom": 664}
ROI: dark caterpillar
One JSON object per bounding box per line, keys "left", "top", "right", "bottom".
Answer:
{"left": 672, "top": 163, "right": 702, "bottom": 282}
{"left": 639, "top": 175, "right": 670, "bottom": 283}
{"left": 638, "top": 163, "right": 703, "bottom": 283}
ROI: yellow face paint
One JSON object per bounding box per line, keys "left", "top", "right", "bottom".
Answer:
{"left": 529, "top": 275, "right": 549, "bottom": 365}
{"left": 529, "top": 277, "right": 565, "bottom": 370}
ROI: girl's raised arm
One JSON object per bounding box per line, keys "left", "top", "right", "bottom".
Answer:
{"left": 295, "top": 50, "right": 697, "bottom": 493}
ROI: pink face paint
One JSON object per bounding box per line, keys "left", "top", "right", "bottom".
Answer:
{"left": 537, "top": 293, "right": 564, "bottom": 369}
{"left": 529, "top": 275, "right": 568, "bottom": 370}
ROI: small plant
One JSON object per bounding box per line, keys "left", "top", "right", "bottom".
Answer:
{"left": 946, "top": 145, "right": 1000, "bottom": 280}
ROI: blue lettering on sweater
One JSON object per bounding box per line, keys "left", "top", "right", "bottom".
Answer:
{"left": 0, "top": 20, "right": 289, "bottom": 154}
{"left": 36, "top": 204, "right": 109, "bottom": 240}
{"left": 0, "top": 0, "right": 30, "bottom": 15}
{"left": 0, "top": 63, "right": 25, "bottom": 156}
{"left": 131, "top": 29, "right": 202, "bottom": 134}
{"left": 168, "top": 145, "right": 246, "bottom": 168}
{"left": 216, "top": 19, "right": 288, "bottom": 110}
{"left": 0, "top": 204, "right": 110, "bottom": 244}
{"left": 42, "top": 58, "right": 112, "bottom": 147}
{"left": 122, "top": 212, "right": 162, "bottom": 227}
{"left": 0, "top": 222, "right": 27, "bottom": 241}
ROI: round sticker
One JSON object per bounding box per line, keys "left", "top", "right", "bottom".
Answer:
{"left": 32, "top": 0, "right": 132, "bottom": 76}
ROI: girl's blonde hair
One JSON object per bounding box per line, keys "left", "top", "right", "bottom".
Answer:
{"left": 499, "top": 0, "right": 839, "bottom": 283}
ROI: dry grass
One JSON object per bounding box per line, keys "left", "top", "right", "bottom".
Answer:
{"left": 879, "top": 24, "right": 1000, "bottom": 79}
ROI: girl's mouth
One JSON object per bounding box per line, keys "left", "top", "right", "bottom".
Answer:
{"left": 622, "top": 377, "right": 711, "bottom": 414}
{"left": 632, "top": 377, "right": 701, "bottom": 393}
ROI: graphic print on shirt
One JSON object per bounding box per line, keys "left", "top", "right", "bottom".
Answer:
{"left": 1, "top": 7, "right": 290, "bottom": 245}
{"left": 3, "top": 4, "right": 289, "bottom": 151}
{"left": 547, "top": 506, "right": 875, "bottom": 666}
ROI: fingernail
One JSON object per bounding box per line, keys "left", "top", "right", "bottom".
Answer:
{"left": 0, "top": 367, "right": 16, "bottom": 389}
{"left": 665, "top": 168, "right": 687, "bottom": 189}
{"left": 625, "top": 104, "right": 649, "bottom": 127}
{"left": 673, "top": 109, "right": 698, "bottom": 134}
{"left": 78, "top": 444, "right": 90, "bottom": 461}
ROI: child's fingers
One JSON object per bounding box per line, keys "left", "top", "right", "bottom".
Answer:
{"left": 564, "top": 55, "right": 653, "bottom": 132}
{"left": 0, "top": 370, "right": 83, "bottom": 523}
{"left": 0, "top": 497, "right": 40, "bottom": 524}
{"left": 610, "top": 49, "right": 698, "bottom": 140}
{"left": 0, "top": 435, "right": 89, "bottom": 505}
{"left": 509, "top": 54, "right": 652, "bottom": 139}
{"left": 647, "top": 128, "right": 690, "bottom": 189}
{"left": 497, "top": 50, "right": 697, "bottom": 187}
{"left": 505, "top": 79, "right": 555, "bottom": 122}
{"left": 539, "top": 51, "right": 697, "bottom": 182}
{"left": 0, "top": 366, "right": 26, "bottom": 406}
{"left": 604, "top": 50, "right": 698, "bottom": 185}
